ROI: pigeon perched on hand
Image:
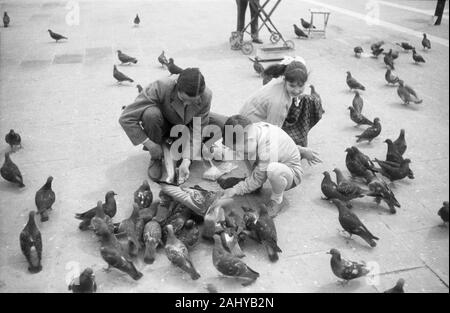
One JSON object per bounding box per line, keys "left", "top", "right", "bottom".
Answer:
{"left": 422, "top": 34, "right": 431, "bottom": 50}
{"left": 333, "top": 168, "right": 368, "bottom": 201}
{"left": 300, "top": 18, "right": 315, "bottom": 29}
{"left": 328, "top": 248, "right": 370, "bottom": 284}
{"left": 385, "top": 68, "right": 400, "bottom": 85}
{"left": 3, "top": 12, "right": 10, "bottom": 27}
{"left": 397, "top": 80, "right": 422, "bottom": 104}
{"left": 20, "top": 211, "right": 42, "bottom": 273}
{"left": 393, "top": 129, "right": 407, "bottom": 155}
{"left": 438, "top": 201, "right": 449, "bottom": 224}
{"left": 384, "top": 278, "right": 405, "bottom": 293}
{"left": 35, "top": 176, "right": 55, "bottom": 222}
{"left": 48, "top": 29, "right": 67, "bottom": 42}
{"left": 346, "top": 71, "right": 366, "bottom": 91}
{"left": 113, "top": 65, "right": 133, "bottom": 83}
{"left": 1, "top": 152, "right": 25, "bottom": 187}
{"left": 75, "top": 191, "right": 117, "bottom": 230}
{"left": 374, "top": 158, "right": 414, "bottom": 182}
{"left": 117, "top": 50, "right": 137, "bottom": 64}
{"left": 293, "top": 24, "right": 308, "bottom": 38}
{"left": 412, "top": 49, "right": 426, "bottom": 64}
{"left": 352, "top": 91, "right": 363, "bottom": 113}
{"left": 5, "top": 129, "right": 22, "bottom": 151}
{"left": 212, "top": 234, "right": 259, "bottom": 286}
{"left": 165, "top": 224, "right": 201, "bottom": 280}
{"left": 366, "top": 179, "right": 400, "bottom": 214}
{"left": 348, "top": 107, "right": 373, "bottom": 127}
{"left": 143, "top": 220, "right": 162, "bottom": 264}
{"left": 68, "top": 268, "right": 97, "bottom": 293}
{"left": 356, "top": 118, "right": 382, "bottom": 143}
{"left": 118, "top": 204, "right": 142, "bottom": 257}
{"left": 167, "top": 58, "right": 183, "bottom": 75}
{"left": 244, "top": 204, "right": 282, "bottom": 262}
{"left": 332, "top": 199, "right": 379, "bottom": 247}
{"left": 133, "top": 14, "right": 140, "bottom": 26}
{"left": 134, "top": 180, "right": 153, "bottom": 209}
{"left": 253, "top": 57, "right": 264, "bottom": 76}
{"left": 396, "top": 42, "right": 414, "bottom": 51}
{"left": 354, "top": 46, "right": 363, "bottom": 57}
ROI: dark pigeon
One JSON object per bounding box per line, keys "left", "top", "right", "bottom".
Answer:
{"left": 345, "top": 147, "right": 377, "bottom": 182}
{"left": 117, "top": 50, "right": 137, "bottom": 64}
{"left": 91, "top": 201, "right": 114, "bottom": 235}
{"left": 384, "top": 53, "right": 395, "bottom": 69}
{"left": 177, "top": 219, "right": 200, "bottom": 249}
{"left": 136, "top": 84, "right": 143, "bottom": 94}
{"left": 20, "top": 211, "right": 43, "bottom": 273}
{"left": 333, "top": 168, "right": 368, "bottom": 201}
{"left": 1, "top": 152, "right": 25, "bottom": 187}
{"left": 321, "top": 171, "right": 356, "bottom": 204}
{"left": 143, "top": 220, "right": 162, "bottom": 264}
{"left": 422, "top": 34, "right": 431, "bottom": 50}
{"left": 68, "top": 268, "right": 97, "bottom": 293}
{"left": 352, "top": 91, "right": 363, "bottom": 113}
{"left": 346, "top": 71, "right": 366, "bottom": 91}
{"left": 167, "top": 58, "right": 183, "bottom": 75}
{"left": 348, "top": 107, "right": 373, "bottom": 127}
{"left": 366, "top": 179, "right": 401, "bottom": 214}
{"left": 48, "top": 29, "right": 67, "bottom": 42}
{"left": 412, "top": 49, "right": 425, "bottom": 64}
{"left": 384, "top": 278, "right": 405, "bottom": 293}
{"left": 438, "top": 201, "right": 449, "bottom": 224}
{"left": 158, "top": 50, "right": 168, "bottom": 67}
{"left": 384, "top": 139, "right": 404, "bottom": 164}
{"left": 293, "top": 24, "right": 308, "bottom": 38}
{"left": 370, "top": 41, "right": 384, "bottom": 52}
{"left": 396, "top": 42, "right": 414, "bottom": 51}
{"left": 328, "top": 248, "right": 370, "bottom": 284}
{"left": 217, "top": 176, "right": 245, "bottom": 189}
{"left": 356, "top": 118, "right": 381, "bottom": 143}
{"left": 118, "top": 203, "right": 142, "bottom": 257}
{"left": 371, "top": 47, "right": 384, "bottom": 58}
{"left": 393, "top": 129, "right": 407, "bottom": 155}
{"left": 5, "top": 129, "right": 22, "bottom": 150}
{"left": 383, "top": 49, "right": 399, "bottom": 60}
{"left": 354, "top": 46, "right": 363, "bottom": 57}
{"left": 134, "top": 180, "right": 153, "bottom": 209}
{"left": 397, "top": 80, "right": 422, "bottom": 104}
{"left": 374, "top": 158, "right": 414, "bottom": 181}
{"left": 300, "top": 18, "right": 315, "bottom": 29}
{"left": 134, "top": 14, "right": 140, "bottom": 26}
{"left": 75, "top": 191, "right": 117, "bottom": 230}
{"left": 3, "top": 12, "right": 10, "bottom": 27}
{"left": 113, "top": 65, "right": 134, "bottom": 83}
{"left": 35, "top": 176, "right": 55, "bottom": 222}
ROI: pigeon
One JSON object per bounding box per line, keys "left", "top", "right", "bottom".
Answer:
{"left": 396, "top": 42, "right": 414, "bottom": 51}
{"left": 331, "top": 199, "right": 379, "bottom": 247}
{"left": 253, "top": 57, "right": 264, "bottom": 76}
{"left": 354, "top": 46, "right": 363, "bottom": 57}
{"left": 385, "top": 68, "right": 400, "bottom": 85}
{"left": 348, "top": 107, "right": 373, "bottom": 127}
{"left": 351, "top": 146, "right": 378, "bottom": 174}
{"left": 113, "top": 65, "right": 133, "bottom": 83}
{"left": 139, "top": 201, "right": 158, "bottom": 224}
{"left": 393, "top": 129, "right": 407, "bottom": 155}
{"left": 383, "top": 49, "right": 399, "bottom": 60}
{"left": 134, "top": 14, "right": 140, "bottom": 26}
{"left": 143, "top": 220, "right": 162, "bottom": 264}
{"left": 356, "top": 118, "right": 382, "bottom": 143}
{"left": 384, "top": 278, "right": 405, "bottom": 293}
{"left": 97, "top": 221, "right": 143, "bottom": 280}
{"left": 366, "top": 179, "right": 401, "bottom": 214}
{"left": 5, "top": 129, "right": 22, "bottom": 151}
{"left": 346, "top": 71, "right": 366, "bottom": 91}
{"left": 68, "top": 268, "right": 97, "bottom": 293}
{"left": 333, "top": 168, "right": 368, "bottom": 201}
{"left": 370, "top": 41, "right": 384, "bottom": 52}
{"left": 3, "top": 12, "right": 10, "bottom": 27}
{"left": 218, "top": 225, "right": 245, "bottom": 258}
{"left": 177, "top": 219, "right": 200, "bottom": 249}
{"left": 352, "top": 91, "right": 363, "bottom": 113}
{"left": 384, "top": 139, "right": 403, "bottom": 164}
{"left": 167, "top": 58, "right": 183, "bottom": 75}
{"left": 165, "top": 224, "right": 200, "bottom": 280}
{"left": 117, "top": 50, "right": 137, "bottom": 64}
{"left": 48, "top": 29, "right": 67, "bottom": 42}
{"left": 438, "top": 201, "right": 449, "bottom": 224}
{"left": 321, "top": 171, "right": 355, "bottom": 204}
{"left": 345, "top": 147, "right": 378, "bottom": 182}
{"left": 158, "top": 51, "right": 168, "bottom": 68}
{"left": 374, "top": 158, "right": 414, "bottom": 181}
{"left": 136, "top": 84, "right": 143, "bottom": 94}
{"left": 75, "top": 191, "right": 117, "bottom": 230}
{"left": 300, "top": 18, "right": 315, "bottom": 29}
{"left": 310, "top": 85, "right": 321, "bottom": 103}
{"left": 35, "top": 176, "right": 56, "bottom": 222}
{"left": 243, "top": 204, "right": 282, "bottom": 262}
{"left": 293, "top": 24, "right": 308, "bottom": 38}
{"left": 212, "top": 234, "right": 259, "bottom": 286}
{"left": 20, "top": 211, "right": 42, "bottom": 273}
{"left": 422, "top": 34, "right": 431, "bottom": 50}
{"left": 384, "top": 53, "right": 395, "bottom": 70}
{"left": 397, "top": 80, "right": 422, "bottom": 104}
{"left": 372, "top": 47, "right": 384, "bottom": 58}
{"left": 118, "top": 204, "right": 142, "bottom": 257}
{"left": 202, "top": 204, "right": 225, "bottom": 239}
{"left": 1, "top": 152, "right": 25, "bottom": 187}
{"left": 217, "top": 176, "right": 245, "bottom": 189}
{"left": 164, "top": 203, "right": 192, "bottom": 237}
{"left": 412, "top": 49, "right": 425, "bottom": 64}
{"left": 327, "top": 248, "right": 370, "bottom": 284}
{"left": 134, "top": 180, "right": 153, "bottom": 209}
{"left": 91, "top": 201, "right": 114, "bottom": 235}
{"left": 206, "top": 283, "right": 219, "bottom": 293}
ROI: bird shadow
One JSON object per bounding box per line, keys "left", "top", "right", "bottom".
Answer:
{"left": 0, "top": 182, "right": 26, "bottom": 194}
{"left": 337, "top": 231, "right": 375, "bottom": 251}
{"left": 388, "top": 101, "right": 421, "bottom": 111}
{"left": 314, "top": 279, "right": 365, "bottom": 293}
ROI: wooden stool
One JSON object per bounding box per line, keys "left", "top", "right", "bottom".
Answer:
{"left": 308, "top": 9, "right": 331, "bottom": 38}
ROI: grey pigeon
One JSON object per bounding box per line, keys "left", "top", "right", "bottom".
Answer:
{"left": 438, "top": 201, "right": 449, "bottom": 224}
{"left": 134, "top": 14, "right": 140, "bottom": 26}
{"left": 371, "top": 47, "right": 384, "bottom": 58}
{"left": 412, "top": 49, "right": 425, "bottom": 64}
{"left": 75, "top": 191, "right": 117, "bottom": 230}
{"left": 370, "top": 41, "right": 384, "bottom": 52}
{"left": 352, "top": 91, "right": 363, "bottom": 113}
{"left": 293, "top": 24, "right": 308, "bottom": 38}
{"left": 384, "top": 53, "right": 395, "bottom": 69}
{"left": 385, "top": 68, "right": 400, "bottom": 85}
{"left": 422, "top": 34, "right": 431, "bottom": 50}
{"left": 383, "top": 49, "right": 399, "bottom": 60}
{"left": 397, "top": 80, "right": 422, "bottom": 104}
{"left": 393, "top": 129, "right": 407, "bottom": 155}
{"left": 321, "top": 171, "right": 348, "bottom": 202}
{"left": 396, "top": 42, "right": 414, "bottom": 51}
{"left": 118, "top": 203, "right": 142, "bottom": 257}
{"left": 134, "top": 180, "right": 153, "bottom": 209}
{"left": 1, "top": 152, "right": 25, "bottom": 187}
{"left": 113, "top": 65, "right": 134, "bottom": 83}
{"left": 177, "top": 219, "right": 200, "bottom": 249}
{"left": 3, "top": 12, "right": 10, "bottom": 27}
{"left": 35, "top": 176, "right": 55, "bottom": 222}
{"left": 310, "top": 85, "right": 321, "bottom": 103}
{"left": 328, "top": 248, "right": 370, "bottom": 284}
{"left": 48, "top": 29, "right": 67, "bottom": 42}
{"left": 356, "top": 117, "right": 381, "bottom": 143}
{"left": 332, "top": 199, "right": 379, "bottom": 247}
{"left": 117, "top": 50, "right": 137, "bottom": 64}
{"left": 354, "top": 46, "right": 363, "bottom": 57}
{"left": 348, "top": 107, "right": 373, "bottom": 127}
{"left": 165, "top": 224, "right": 200, "bottom": 280}
{"left": 91, "top": 201, "right": 114, "bottom": 235}
{"left": 253, "top": 57, "right": 264, "bottom": 76}
{"left": 384, "top": 278, "right": 405, "bottom": 293}
{"left": 68, "top": 268, "right": 97, "bottom": 293}
{"left": 346, "top": 71, "right": 366, "bottom": 91}
{"left": 5, "top": 129, "right": 22, "bottom": 151}
{"left": 158, "top": 50, "right": 168, "bottom": 67}
{"left": 20, "top": 211, "right": 42, "bottom": 273}
{"left": 374, "top": 158, "right": 414, "bottom": 181}
{"left": 300, "top": 18, "right": 315, "bottom": 29}
{"left": 212, "top": 234, "right": 259, "bottom": 286}
{"left": 167, "top": 58, "right": 183, "bottom": 75}
{"left": 366, "top": 179, "right": 400, "bottom": 214}
{"left": 333, "top": 168, "right": 368, "bottom": 201}
{"left": 143, "top": 220, "right": 162, "bottom": 264}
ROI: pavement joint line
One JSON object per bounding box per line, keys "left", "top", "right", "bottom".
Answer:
{"left": 376, "top": 0, "right": 449, "bottom": 21}
{"left": 378, "top": 265, "right": 426, "bottom": 277}
{"left": 423, "top": 263, "right": 450, "bottom": 288}
{"left": 299, "top": 0, "right": 449, "bottom": 47}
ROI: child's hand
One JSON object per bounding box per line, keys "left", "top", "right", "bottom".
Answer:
{"left": 222, "top": 188, "right": 237, "bottom": 199}
{"left": 299, "top": 146, "right": 322, "bottom": 166}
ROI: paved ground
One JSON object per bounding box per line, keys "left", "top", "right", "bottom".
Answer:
{"left": 0, "top": 0, "right": 448, "bottom": 293}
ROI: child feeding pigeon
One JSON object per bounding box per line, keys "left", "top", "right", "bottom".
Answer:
{"left": 221, "top": 115, "right": 303, "bottom": 217}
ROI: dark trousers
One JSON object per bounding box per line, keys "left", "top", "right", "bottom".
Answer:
{"left": 434, "top": 0, "right": 446, "bottom": 25}
{"left": 236, "top": 0, "right": 260, "bottom": 36}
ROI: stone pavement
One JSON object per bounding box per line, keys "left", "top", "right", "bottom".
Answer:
{"left": 0, "top": 0, "right": 448, "bottom": 293}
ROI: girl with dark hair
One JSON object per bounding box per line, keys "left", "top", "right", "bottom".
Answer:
{"left": 239, "top": 59, "right": 323, "bottom": 165}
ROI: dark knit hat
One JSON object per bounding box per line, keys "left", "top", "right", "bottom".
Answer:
{"left": 177, "top": 68, "right": 205, "bottom": 97}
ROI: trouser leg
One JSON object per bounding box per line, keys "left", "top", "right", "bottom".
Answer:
{"left": 141, "top": 106, "right": 170, "bottom": 159}
{"left": 249, "top": 0, "right": 260, "bottom": 37}
{"left": 236, "top": 0, "right": 248, "bottom": 32}
{"left": 435, "top": 0, "right": 446, "bottom": 25}
{"left": 267, "top": 162, "right": 295, "bottom": 204}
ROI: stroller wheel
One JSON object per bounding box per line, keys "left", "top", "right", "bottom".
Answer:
{"left": 241, "top": 41, "right": 254, "bottom": 55}
{"left": 270, "top": 33, "right": 281, "bottom": 44}
{"left": 284, "top": 40, "right": 295, "bottom": 50}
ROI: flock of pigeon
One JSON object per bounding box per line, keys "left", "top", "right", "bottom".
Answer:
{"left": 1, "top": 10, "right": 449, "bottom": 294}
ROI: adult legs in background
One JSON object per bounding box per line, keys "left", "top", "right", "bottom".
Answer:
{"left": 249, "top": 0, "right": 262, "bottom": 43}
{"left": 434, "top": 0, "right": 447, "bottom": 25}
{"left": 266, "top": 162, "right": 296, "bottom": 217}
